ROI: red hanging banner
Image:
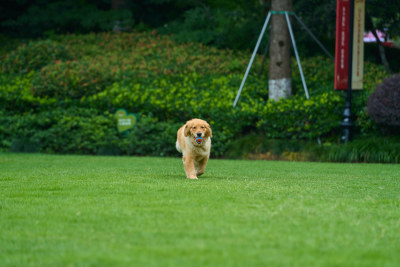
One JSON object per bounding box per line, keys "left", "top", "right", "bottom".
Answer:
{"left": 335, "top": 0, "right": 351, "bottom": 90}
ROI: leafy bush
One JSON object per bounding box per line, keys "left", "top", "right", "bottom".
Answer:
{"left": 0, "top": 31, "right": 390, "bottom": 159}
{"left": 256, "top": 92, "right": 343, "bottom": 140}
{"left": 0, "top": 73, "right": 57, "bottom": 113}
{"left": 1, "top": 108, "right": 116, "bottom": 154}
{"left": 367, "top": 74, "right": 400, "bottom": 130}
{"left": 123, "top": 116, "right": 181, "bottom": 157}
{"left": 1, "top": 2, "right": 133, "bottom": 37}
{"left": 0, "top": 108, "right": 181, "bottom": 156}
{"left": 31, "top": 58, "right": 117, "bottom": 100}
{"left": 160, "top": 7, "right": 265, "bottom": 50}
{"left": 0, "top": 40, "right": 73, "bottom": 73}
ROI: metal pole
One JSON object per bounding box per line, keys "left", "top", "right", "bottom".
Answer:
{"left": 285, "top": 12, "right": 309, "bottom": 99}
{"left": 340, "top": 0, "right": 354, "bottom": 143}
{"left": 233, "top": 12, "right": 271, "bottom": 107}
{"left": 293, "top": 14, "right": 334, "bottom": 61}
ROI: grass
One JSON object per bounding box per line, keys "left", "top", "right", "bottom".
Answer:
{"left": 1, "top": 153, "right": 400, "bottom": 266}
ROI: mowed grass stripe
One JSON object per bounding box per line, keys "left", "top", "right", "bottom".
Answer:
{"left": 1, "top": 153, "right": 399, "bottom": 266}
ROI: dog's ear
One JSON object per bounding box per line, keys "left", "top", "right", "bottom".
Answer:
{"left": 205, "top": 123, "right": 212, "bottom": 138}
{"left": 184, "top": 122, "right": 191, "bottom": 137}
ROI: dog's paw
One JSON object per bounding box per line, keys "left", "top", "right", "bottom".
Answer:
{"left": 196, "top": 171, "right": 204, "bottom": 177}
{"left": 187, "top": 176, "right": 198, "bottom": 180}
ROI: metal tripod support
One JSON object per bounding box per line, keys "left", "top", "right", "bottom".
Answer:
{"left": 233, "top": 11, "right": 333, "bottom": 107}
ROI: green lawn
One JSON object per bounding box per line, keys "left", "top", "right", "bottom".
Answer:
{"left": 1, "top": 153, "right": 399, "bottom": 266}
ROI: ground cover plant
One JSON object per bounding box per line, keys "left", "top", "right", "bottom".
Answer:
{"left": 0, "top": 31, "right": 390, "bottom": 159}
{"left": 1, "top": 153, "right": 400, "bottom": 266}
{"left": 225, "top": 135, "right": 400, "bottom": 163}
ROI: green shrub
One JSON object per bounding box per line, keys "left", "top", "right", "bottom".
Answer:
{"left": 31, "top": 58, "right": 117, "bottom": 100}
{"left": 160, "top": 7, "right": 265, "bottom": 50}
{"left": 0, "top": 73, "right": 56, "bottom": 113}
{"left": 0, "top": 108, "right": 182, "bottom": 157}
{"left": 0, "top": 32, "right": 391, "bottom": 158}
{"left": 367, "top": 74, "right": 400, "bottom": 131}
{"left": 291, "top": 56, "right": 334, "bottom": 95}
{"left": 0, "top": 40, "right": 73, "bottom": 73}
{"left": 256, "top": 92, "right": 343, "bottom": 139}
{"left": 1, "top": 2, "right": 133, "bottom": 37}
{"left": 1, "top": 108, "right": 117, "bottom": 154}
{"left": 123, "top": 116, "right": 181, "bottom": 157}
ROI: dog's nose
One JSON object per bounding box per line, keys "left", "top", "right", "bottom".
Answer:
{"left": 197, "top": 132, "right": 202, "bottom": 137}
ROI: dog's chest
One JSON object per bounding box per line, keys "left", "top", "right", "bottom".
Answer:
{"left": 185, "top": 137, "right": 210, "bottom": 157}
{"left": 192, "top": 144, "right": 209, "bottom": 157}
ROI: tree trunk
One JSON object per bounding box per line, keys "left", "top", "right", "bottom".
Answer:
{"left": 112, "top": 0, "right": 127, "bottom": 10}
{"left": 371, "top": 29, "right": 392, "bottom": 74}
{"left": 365, "top": 13, "right": 392, "bottom": 74}
{"left": 268, "top": 0, "right": 292, "bottom": 101}
{"left": 111, "top": 0, "right": 128, "bottom": 32}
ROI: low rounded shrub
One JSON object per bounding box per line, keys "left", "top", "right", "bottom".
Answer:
{"left": 31, "top": 58, "right": 117, "bottom": 99}
{"left": 1, "top": 108, "right": 117, "bottom": 154}
{"left": 256, "top": 92, "right": 343, "bottom": 140}
{"left": 367, "top": 74, "right": 400, "bottom": 130}
{"left": 0, "top": 40, "right": 73, "bottom": 73}
{"left": 0, "top": 108, "right": 182, "bottom": 156}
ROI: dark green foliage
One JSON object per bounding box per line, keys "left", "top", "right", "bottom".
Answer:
{"left": 322, "top": 136, "right": 400, "bottom": 163}
{"left": 226, "top": 135, "right": 400, "bottom": 163}
{"left": 31, "top": 58, "right": 116, "bottom": 100}
{"left": 1, "top": 108, "right": 117, "bottom": 154}
{"left": 0, "top": 40, "right": 73, "bottom": 73}
{"left": 225, "top": 135, "right": 314, "bottom": 159}
{"left": 1, "top": 1, "right": 133, "bottom": 37}
{"left": 2, "top": 0, "right": 400, "bottom": 69}
{"left": 365, "top": 0, "right": 400, "bottom": 39}
{"left": 364, "top": 43, "right": 400, "bottom": 73}
{"left": 291, "top": 0, "right": 337, "bottom": 57}
{"left": 159, "top": 7, "right": 265, "bottom": 50}
{"left": 0, "top": 108, "right": 180, "bottom": 157}
{"left": 0, "top": 32, "right": 391, "bottom": 160}
{"left": 257, "top": 93, "right": 343, "bottom": 140}
{"left": 124, "top": 116, "right": 181, "bottom": 157}
{"left": 367, "top": 75, "right": 400, "bottom": 130}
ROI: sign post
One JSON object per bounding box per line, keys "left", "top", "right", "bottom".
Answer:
{"left": 335, "top": 0, "right": 364, "bottom": 142}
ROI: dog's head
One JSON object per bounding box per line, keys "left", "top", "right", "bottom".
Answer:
{"left": 184, "top": 118, "right": 212, "bottom": 143}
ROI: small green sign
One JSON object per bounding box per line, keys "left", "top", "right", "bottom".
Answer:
{"left": 114, "top": 109, "right": 137, "bottom": 133}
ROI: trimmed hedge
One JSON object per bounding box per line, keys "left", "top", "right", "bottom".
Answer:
{"left": 0, "top": 108, "right": 180, "bottom": 156}
{"left": 0, "top": 31, "right": 389, "bottom": 157}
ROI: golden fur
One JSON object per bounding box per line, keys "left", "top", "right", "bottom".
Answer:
{"left": 176, "top": 118, "right": 212, "bottom": 179}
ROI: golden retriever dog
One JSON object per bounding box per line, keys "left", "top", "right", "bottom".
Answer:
{"left": 176, "top": 118, "right": 212, "bottom": 179}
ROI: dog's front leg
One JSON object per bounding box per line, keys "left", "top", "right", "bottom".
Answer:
{"left": 183, "top": 156, "right": 197, "bottom": 179}
{"left": 196, "top": 156, "right": 208, "bottom": 177}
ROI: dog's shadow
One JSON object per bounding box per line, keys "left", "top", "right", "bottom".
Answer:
{"left": 162, "top": 173, "right": 228, "bottom": 180}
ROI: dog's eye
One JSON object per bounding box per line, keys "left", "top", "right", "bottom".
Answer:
{"left": 193, "top": 126, "right": 196, "bottom": 129}
{"left": 201, "top": 126, "right": 205, "bottom": 129}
